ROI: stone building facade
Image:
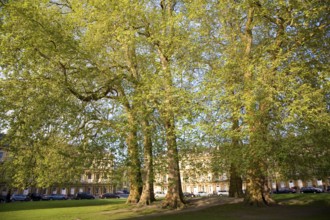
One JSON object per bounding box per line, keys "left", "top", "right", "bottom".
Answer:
{"left": 0, "top": 136, "right": 329, "bottom": 197}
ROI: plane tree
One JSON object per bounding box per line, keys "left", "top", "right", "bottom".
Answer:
{"left": 200, "top": 0, "right": 330, "bottom": 206}
{"left": 0, "top": 0, "right": 200, "bottom": 209}
{"left": 0, "top": 0, "right": 146, "bottom": 203}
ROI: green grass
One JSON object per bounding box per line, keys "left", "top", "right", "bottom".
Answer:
{"left": 1, "top": 194, "right": 329, "bottom": 220}
{"left": 274, "top": 193, "right": 330, "bottom": 206}
{"left": 0, "top": 199, "right": 130, "bottom": 220}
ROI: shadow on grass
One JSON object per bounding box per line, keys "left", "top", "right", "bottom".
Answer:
{"left": 1, "top": 194, "right": 329, "bottom": 220}
{"left": 125, "top": 194, "right": 330, "bottom": 220}
{"left": 126, "top": 202, "right": 330, "bottom": 220}
{"left": 0, "top": 199, "right": 126, "bottom": 212}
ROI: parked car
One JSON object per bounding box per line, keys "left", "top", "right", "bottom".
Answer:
{"left": 46, "top": 194, "right": 68, "bottom": 200}
{"left": 217, "top": 190, "right": 229, "bottom": 196}
{"left": 300, "top": 187, "right": 323, "bottom": 193}
{"left": 0, "top": 195, "right": 6, "bottom": 203}
{"left": 273, "top": 188, "right": 296, "bottom": 194}
{"left": 28, "top": 193, "right": 43, "bottom": 201}
{"left": 100, "top": 193, "right": 120, "bottom": 199}
{"left": 11, "top": 194, "right": 31, "bottom": 202}
{"left": 41, "top": 194, "right": 51, "bottom": 200}
{"left": 183, "top": 192, "right": 195, "bottom": 198}
{"left": 155, "top": 192, "right": 166, "bottom": 198}
{"left": 75, "top": 192, "right": 95, "bottom": 200}
{"left": 316, "top": 187, "right": 324, "bottom": 193}
{"left": 119, "top": 190, "right": 130, "bottom": 194}
{"left": 115, "top": 191, "right": 129, "bottom": 198}
{"left": 196, "top": 191, "right": 208, "bottom": 197}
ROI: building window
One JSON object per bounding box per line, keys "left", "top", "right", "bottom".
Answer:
{"left": 87, "top": 173, "right": 92, "bottom": 179}
{"left": 61, "top": 188, "right": 67, "bottom": 195}
{"left": 289, "top": 181, "right": 294, "bottom": 188}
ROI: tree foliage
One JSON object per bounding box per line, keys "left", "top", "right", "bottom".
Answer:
{"left": 0, "top": 0, "right": 329, "bottom": 208}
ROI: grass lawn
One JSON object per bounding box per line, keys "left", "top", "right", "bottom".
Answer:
{"left": 0, "top": 199, "right": 131, "bottom": 220}
{"left": 1, "top": 194, "right": 329, "bottom": 220}
{"left": 134, "top": 194, "right": 330, "bottom": 220}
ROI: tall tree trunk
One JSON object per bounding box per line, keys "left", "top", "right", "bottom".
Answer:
{"left": 244, "top": 102, "right": 275, "bottom": 206}
{"left": 157, "top": 44, "right": 185, "bottom": 209}
{"left": 123, "top": 32, "right": 143, "bottom": 204}
{"left": 244, "top": 166, "right": 274, "bottom": 206}
{"left": 242, "top": 5, "right": 273, "bottom": 206}
{"left": 229, "top": 118, "right": 244, "bottom": 198}
{"left": 138, "top": 119, "right": 156, "bottom": 206}
{"left": 126, "top": 111, "right": 142, "bottom": 204}
{"left": 161, "top": 113, "right": 185, "bottom": 209}
{"left": 229, "top": 164, "right": 243, "bottom": 198}
{"left": 150, "top": 0, "right": 185, "bottom": 209}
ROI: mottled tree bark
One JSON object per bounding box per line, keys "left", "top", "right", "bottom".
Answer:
{"left": 229, "top": 164, "right": 244, "bottom": 198}
{"left": 138, "top": 119, "right": 155, "bottom": 206}
{"left": 125, "top": 111, "right": 142, "bottom": 204}
{"left": 150, "top": 0, "right": 185, "bottom": 209}
{"left": 229, "top": 118, "right": 244, "bottom": 198}
{"left": 161, "top": 114, "right": 185, "bottom": 209}
{"left": 241, "top": 5, "right": 274, "bottom": 206}
{"left": 244, "top": 167, "right": 274, "bottom": 206}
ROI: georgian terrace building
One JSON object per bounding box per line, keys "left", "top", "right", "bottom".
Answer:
{"left": 154, "top": 150, "right": 329, "bottom": 195}
{"left": 0, "top": 134, "right": 127, "bottom": 197}
{"left": 0, "top": 162, "right": 128, "bottom": 197}
{"left": 0, "top": 136, "right": 328, "bottom": 197}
